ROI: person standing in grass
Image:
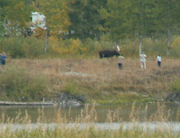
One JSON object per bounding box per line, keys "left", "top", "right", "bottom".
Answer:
{"left": 0, "top": 53, "right": 2, "bottom": 65}
{"left": 1, "top": 52, "right": 7, "bottom": 65}
{"left": 118, "top": 54, "right": 124, "bottom": 70}
{"left": 157, "top": 54, "right": 161, "bottom": 67}
{"left": 139, "top": 52, "right": 147, "bottom": 69}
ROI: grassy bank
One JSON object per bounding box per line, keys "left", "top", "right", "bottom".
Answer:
{"left": 0, "top": 57, "right": 180, "bottom": 104}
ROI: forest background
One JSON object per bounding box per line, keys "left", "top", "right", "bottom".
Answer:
{"left": 0, "top": 0, "right": 180, "bottom": 58}
{"left": 0, "top": 0, "right": 180, "bottom": 103}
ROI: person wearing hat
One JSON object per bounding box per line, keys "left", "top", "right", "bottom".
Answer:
{"left": 1, "top": 52, "right": 7, "bottom": 65}
{"left": 118, "top": 54, "right": 125, "bottom": 70}
{"left": 139, "top": 52, "right": 147, "bottom": 69}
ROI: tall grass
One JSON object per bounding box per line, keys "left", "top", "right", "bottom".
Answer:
{"left": 0, "top": 103, "right": 180, "bottom": 138}
{"left": 0, "top": 57, "right": 180, "bottom": 103}
{"left": 0, "top": 64, "right": 51, "bottom": 101}
{"left": 0, "top": 36, "right": 180, "bottom": 103}
{"left": 171, "top": 79, "right": 180, "bottom": 94}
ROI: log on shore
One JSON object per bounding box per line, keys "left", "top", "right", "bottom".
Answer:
{"left": 0, "top": 101, "right": 55, "bottom": 106}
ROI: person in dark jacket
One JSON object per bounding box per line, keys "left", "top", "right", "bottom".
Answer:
{"left": 157, "top": 54, "right": 161, "bottom": 67}
{"left": 1, "top": 52, "right": 7, "bottom": 65}
{"left": 0, "top": 53, "right": 2, "bottom": 65}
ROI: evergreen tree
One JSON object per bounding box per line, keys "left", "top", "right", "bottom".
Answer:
{"left": 155, "top": 0, "right": 180, "bottom": 55}
{"left": 0, "top": 0, "right": 12, "bottom": 36}
{"left": 99, "top": 0, "right": 134, "bottom": 45}
{"left": 0, "top": 0, "right": 9, "bottom": 36}
{"left": 68, "top": 0, "right": 107, "bottom": 40}
{"left": 130, "top": 0, "right": 159, "bottom": 54}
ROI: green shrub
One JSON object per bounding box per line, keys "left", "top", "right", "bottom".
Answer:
{"left": 62, "top": 83, "right": 79, "bottom": 95}
{"left": 1, "top": 35, "right": 180, "bottom": 59}
{"left": 83, "top": 38, "right": 115, "bottom": 52}
{"left": 0, "top": 37, "right": 44, "bottom": 58}
{"left": 22, "top": 37, "right": 45, "bottom": 58}
{"left": 171, "top": 79, "right": 180, "bottom": 93}
{"left": 0, "top": 65, "right": 50, "bottom": 101}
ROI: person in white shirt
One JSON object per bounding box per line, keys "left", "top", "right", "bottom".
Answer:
{"left": 157, "top": 54, "right": 161, "bottom": 67}
{"left": 139, "top": 52, "right": 147, "bottom": 69}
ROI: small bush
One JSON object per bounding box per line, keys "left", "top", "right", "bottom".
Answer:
{"left": 0, "top": 37, "right": 44, "bottom": 58}
{"left": 62, "top": 83, "right": 80, "bottom": 95}
{"left": 171, "top": 79, "right": 180, "bottom": 93}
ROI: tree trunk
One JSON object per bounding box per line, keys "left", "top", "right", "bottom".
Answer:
{"left": 139, "top": 0, "right": 144, "bottom": 55}
{"left": 166, "top": 0, "right": 171, "bottom": 55}
{"left": 115, "top": 0, "right": 118, "bottom": 46}
{"left": 139, "top": 37, "right": 142, "bottom": 54}
{"left": 44, "top": 31, "right": 48, "bottom": 53}
{"left": 167, "top": 23, "right": 170, "bottom": 55}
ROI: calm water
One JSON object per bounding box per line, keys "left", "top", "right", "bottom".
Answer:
{"left": 0, "top": 103, "right": 179, "bottom": 123}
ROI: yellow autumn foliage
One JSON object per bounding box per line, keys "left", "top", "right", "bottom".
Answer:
{"left": 2, "top": 35, "right": 180, "bottom": 58}
{"left": 49, "top": 37, "right": 89, "bottom": 56}
{"left": 33, "top": 27, "right": 46, "bottom": 39}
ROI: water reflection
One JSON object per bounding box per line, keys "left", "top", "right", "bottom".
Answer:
{"left": 0, "top": 103, "right": 179, "bottom": 123}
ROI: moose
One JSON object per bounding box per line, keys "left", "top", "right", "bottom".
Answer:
{"left": 99, "top": 49, "right": 120, "bottom": 58}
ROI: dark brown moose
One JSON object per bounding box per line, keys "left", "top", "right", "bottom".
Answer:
{"left": 99, "top": 49, "right": 120, "bottom": 58}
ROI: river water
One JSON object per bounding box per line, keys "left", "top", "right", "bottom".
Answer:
{"left": 0, "top": 103, "right": 179, "bottom": 123}
{"left": 1, "top": 103, "right": 180, "bottom": 132}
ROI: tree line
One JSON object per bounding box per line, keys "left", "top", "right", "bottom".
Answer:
{"left": 0, "top": 0, "right": 180, "bottom": 55}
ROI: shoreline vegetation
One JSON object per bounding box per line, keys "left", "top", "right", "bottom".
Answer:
{"left": 0, "top": 57, "right": 180, "bottom": 105}
{"left": 1, "top": 37, "right": 180, "bottom": 137}
{"left": 0, "top": 103, "right": 180, "bottom": 137}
